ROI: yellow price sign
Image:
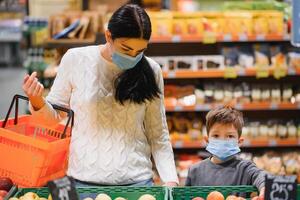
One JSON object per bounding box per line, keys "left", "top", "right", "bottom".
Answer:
{"left": 273, "top": 67, "right": 287, "bottom": 79}
{"left": 224, "top": 67, "right": 238, "bottom": 79}
{"left": 203, "top": 31, "right": 217, "bottom": 44}
{"left": 256, "top": 66, "right": 270, "bottom": 78}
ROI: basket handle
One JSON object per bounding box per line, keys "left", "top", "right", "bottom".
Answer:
{"left": 2, "top": 94, "right": 74, "bottom": 138}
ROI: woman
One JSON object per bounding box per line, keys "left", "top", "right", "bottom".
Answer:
{"left": 22, "top": 4, "right": 178, "bottom": 186}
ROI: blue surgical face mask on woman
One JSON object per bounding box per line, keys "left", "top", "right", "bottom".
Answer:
{"left": 112, "top": 51, "right": 143, "bottom": 70}
{"left": 206, "top": 138, "right": 241, "bottom": 162}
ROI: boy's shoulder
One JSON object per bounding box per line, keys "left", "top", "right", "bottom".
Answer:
{"left": 189, "top": 158, "right": 211, "bottom": 172}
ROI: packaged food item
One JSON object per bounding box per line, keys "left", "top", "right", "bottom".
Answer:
{"left": 288, "top": 52, "right": 300, "bottom": 70}
{"left": 222, "top": 47, "right": 239, "bottom": 67}
{"left": 177, "top": 56, "right": 193, "bottom": 70}
{"left": 202, "top": 12, "right": 225, "bottom": 35}
{"left": 261, "top": 85, "right": 271, "bottom": 102}
{"left": 253, "top": 12, "right": 269, "bottom": 35}
{"left": 173, "top": 113, "right": 190, "bottom": 135}
{"left": 150, "top": 11, "right": 173, "bottom": 36}
{"left": 267, "top": 11, "right": 284, "bottom": 35}
{"left": 195, "top": 89, "right": 205, "bottom": 104}
{"left": 254, "top": 45, "right": 270, "bottom": 68}
{"left": 271, "top": 85, "right": 281, "bottom": 103}
{"left": 259, "top": 124, "right": 269, "bottom": 137}
{"left": 249, "top": 122, "right": 260, "bottom": 138}
{"left": 173, "top": 18, "right": 187, "bottom": 35}
{"left": 267, "top": 121, "right": 278, "bottom": 138}
{"left": 213, "top": 84, "right": 224, "bottom": 103}
{"left": 233, "top": 85, "right": 243, "bottom": 103}
{"left": 241, "top": 83, "right": 252, "bottom": 103}
{"left": 251, "top": 85, "right": 262, "bottom": 102}
{"left": 282, "top": 85, "right": 293, "bottom": 102}
{"left": 186, "top": 13, "right": 203, "bottom": 35}
{"left": 278, "top": 123, "right": 288, "bottom": 138}
{"left": 224, "top": 84, "right": 233, "bottom": 103}
{"left": 287, "top": 121, "right": 297, "bottom": 137}
{"left": 223, "top": 11, "right": 253, "bottom": 35}
{"left": 204, "top": 84, "right": 214, "bottom": 103}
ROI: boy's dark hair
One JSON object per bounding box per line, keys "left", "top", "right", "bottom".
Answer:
{"left": 206, "top": 106, "right": 244, "bottom": 137}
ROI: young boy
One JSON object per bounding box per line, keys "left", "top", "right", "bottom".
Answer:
{"left": 185, "top": 107, "right": 266, "bottom": 199}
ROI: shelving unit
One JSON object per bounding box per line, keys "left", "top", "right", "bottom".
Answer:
{"left": 151, "top": 34, "right": 290, "bottom": 43}
{"left": 172, "top": 138, "right": 300, "bottom": 149}
{"left": 163, "top": 68, "right": 300, "bottom": 79}
{"left": 165, "top": 102, "right": 300, "bottom": 112}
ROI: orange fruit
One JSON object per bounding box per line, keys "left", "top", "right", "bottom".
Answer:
{"left": 207, "top": 191, "right": 224, "bottom": 200}
{"left": 226, "top": 195, "right": 238, "bottom": 200}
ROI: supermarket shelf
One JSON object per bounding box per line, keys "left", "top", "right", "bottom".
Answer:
{"left": 151, "top": 34, "right": 290, "bottom": 43}
{"left": 172, "top": 138, "right": 300, "bottom": 149}
{"left": 0, "top": 33, "right": 22, "bottom": 42}
{"left": 45, "top": 38, "right": 96, "bottom": 48}
{"left": 163, "top": 68, "right": 300, "bottom": 79}
{"left": 165, "top": 102, "right": 300, "bottom": 112}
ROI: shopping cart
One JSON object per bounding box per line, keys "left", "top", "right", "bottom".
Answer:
{"left": 0, "top": 94, "right": 74, "bottom": 187}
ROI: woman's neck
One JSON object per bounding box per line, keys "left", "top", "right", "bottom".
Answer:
{"left": 100, "top": 43, "right": 113, "bottom": 62}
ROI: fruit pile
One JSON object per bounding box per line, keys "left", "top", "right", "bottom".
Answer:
{"left": 9, "top": 192, "right": 48, "bottom": 200}
{"left": 0, "top": 177, "right": 14, "bottom": 200}
{"left": 9, "top": 193, "right": 156, "bottom": 200}
{"left": 192, "top": 191, "right": 263, "bottom": 200}
{"left": 83, "top": 193, "right": 156, "bottom": 200}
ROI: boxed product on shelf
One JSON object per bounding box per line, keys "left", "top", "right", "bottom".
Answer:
{"left": 185, "top": 13, "right": 204, "bottom": 36}
{"left": 267, "top": 11, "right": 285, "bottom": 35}
{"left": 194, "top": 55, "right": 225, "bottom": 70}
{"left": 148, "top": 11, "right": 173, "bottom": 36}
{"left": 288, "top": 52, "right": 300, "bottom": 70}
{"left": 253, "top": 12, "right": 270, "bottom": 35}
{"left": 164, "top": 81, "right": 300, "bottom": 107}
{"left": 48, "top": 10, "right": 105, "bottom": 41}
{"left": 223, "top": 12, "right": 253, "bottom": 35}
{"left": 149, "top": 10, "right": 286, "bottom": 38}
{"left": 202, "top": 12, "right": 225, "bottom": 35}
{"left": 151, "top": 55, "right": 225, "bottom": 71}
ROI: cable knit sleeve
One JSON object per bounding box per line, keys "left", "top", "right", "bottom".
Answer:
{"left": 144, "top": 60, "right": 179, "bottom": 184}
{"left": 29, "top": 49, "right": 74, "bottom": 125}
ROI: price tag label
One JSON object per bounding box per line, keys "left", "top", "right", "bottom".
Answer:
{"left": 273, "top": 67, "right": 287, "bottom": 80}
{"left": 223, "top": 34, "right": 232, "bottom": 41}
{"left": 172, "top": 35, "right": 181, "bottom": 43}
{"left": 48, "top": 176, "right": 79, "bottom": 200}
{"left": 265, "top": 174, "right": 297, "bottom": 200}
{"left": 203, "top": 31, "right": 217, "bottom": 44}
{"left": 256, "top": 66, "right": 270, "bottom": 78}
{"left": 224, "top": 67, "right": 238, "bottom": 79}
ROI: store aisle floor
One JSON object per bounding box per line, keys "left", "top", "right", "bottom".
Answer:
{"left": 0, "top": 67, "right": 27, "bottom": 118}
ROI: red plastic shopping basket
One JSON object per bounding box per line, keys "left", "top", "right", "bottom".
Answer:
{"left": 0, "top": 94, "right": 74, "bottom": 187}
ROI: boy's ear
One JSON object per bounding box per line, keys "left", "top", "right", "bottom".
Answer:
{"left": 204, "top": 135, "right": 209, "bottom": 144}
{"left": 238, "top": 137, "right": 244, "bottom": 147}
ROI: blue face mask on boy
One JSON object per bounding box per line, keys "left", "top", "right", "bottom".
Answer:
{"left": 206, "top": 138, "right": 241, "bottom": 162}
{"left": 112, "top": 51, "right": 143, "bottom": 70}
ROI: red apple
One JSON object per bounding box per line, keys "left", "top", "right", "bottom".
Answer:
{"left": 0, "top": 177, "right": 13, "bottom": 191}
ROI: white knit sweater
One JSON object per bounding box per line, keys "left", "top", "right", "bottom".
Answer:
{"left": 30, "top": 45, "right": 178, "bottom": 185}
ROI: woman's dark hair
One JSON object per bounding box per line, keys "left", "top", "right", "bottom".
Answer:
{"left": 108, "top": 4, "right": 160, "bottom": 105}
